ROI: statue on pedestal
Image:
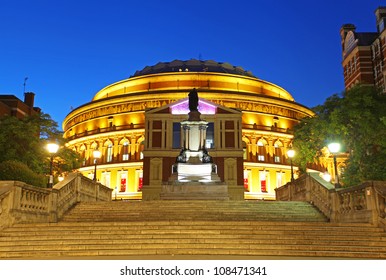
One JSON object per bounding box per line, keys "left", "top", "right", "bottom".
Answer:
{"left": 188, "top": 88, "right": 199, "bottom": 112}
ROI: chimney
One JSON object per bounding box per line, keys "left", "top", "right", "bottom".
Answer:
{"left": 24, "top": 92, "right": 35, "bottom": 108}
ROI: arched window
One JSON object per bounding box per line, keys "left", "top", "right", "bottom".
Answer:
{"left": 106, "top": 145, "right": 112, "bottom": 162}
{"left": 257, "top": 139, "right": 266, "bottom": 161}
{"left": 79, "top": 145, "right": 86, "bottom": 166}
{"left": 139, "top": 141, "right": 145, "bottom": 160}
{"left": 122, "top": 141, "right": 129, "bottom": 161}
{"left": 344, "top": 31, "right": 356, "bottom": 53}
{"left": 274, "top": 140, "right": 283, "bottom": 163}
{"left": 242, "top": 141, "right": 248, "bottom": 160}
{"left": 105, "top": 140, "right": 113, "bottom": 163}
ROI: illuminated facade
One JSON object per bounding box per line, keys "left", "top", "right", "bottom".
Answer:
{"left": 63, "top": 59, "right": 314, "bottom": 200}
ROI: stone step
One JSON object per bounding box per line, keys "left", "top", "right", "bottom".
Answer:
{"left": 61, "top": 200, "right": 328, "bottom": 223}
{"left": 2, "top": 247, "right": 386, "bottom": 260}
{"left": 1, "top": 200, "right": 385, "bottom": 259}
{"left": 3, "top": 221, "right": 383, "bottom": 234}
{"left": 1, "top": 242, "right": 385, "bottom": 253}
{"left": 2, "top": 232, "right": 383, "bottom": 245}
{"left": 2, "top": 228, "right": 384, "bottom": 238}
{"left": 67, "top": 202, "right": 324, "bottom": 210}
{"left": 1, "top": 237, "right": 385, "bottom": 247}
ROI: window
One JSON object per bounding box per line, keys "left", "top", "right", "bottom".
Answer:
{"left": 80, "top": 145, "right": 86, "bottom": 166}
{"left": 274, "top": 141, "right": 283, "bottom": 163}
{"left": 137, "top": 169, "right": 143, "bottom": 191}
{"left": 243, "top": 141, "right": 248, "bottom": 160}
{"left": 119, "top": 172, "right": 127, "bottom": 192}
{"left": 257, "top": 140, "right": 265, "bottom": 161}
{"left": 108, "top": 117, "right": 114, "bottom": 128}
{"left": 206, "top": 122, "right": 214, "bottom": 148}
{"left": 259, "top": 171, "right": 268, "bottom": 193}
{"left": 106, "top": 144, "right": 113, "bottom": 162}
{"left": 122, "top": 142, "right": 129, "bottom": 161}
{"left": 139, "top": 141, "right": 145, "bottom": 159}
{"left": 243, "top": 169, "right": 250, "bottom": 191}
{"left": 344, "top": 31, "right": 356, "bottom": 53}
{"left": 172, "top": 122, "right": 181, "bottom": 149}
{"left": 276, "top": 172, "right": 284, "bottom": 188}
{"left": 379, "top": 18, "right": 385, "bottom": 32}
{"left": 101, "top": 172, "right": 111, "bottom": 188}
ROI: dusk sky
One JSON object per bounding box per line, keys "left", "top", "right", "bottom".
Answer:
{"left": 1, "top": 0, "right": 384, "bottom": 128}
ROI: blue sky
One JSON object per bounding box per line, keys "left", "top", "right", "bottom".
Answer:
{"left": 1, "top": 0, "right": 384, "bottom": 127}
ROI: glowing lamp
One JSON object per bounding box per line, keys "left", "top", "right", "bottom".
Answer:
{"left": 46, "top": 143, "right": 59, "bottom": 188}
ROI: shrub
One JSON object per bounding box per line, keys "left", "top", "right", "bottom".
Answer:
{"left": 0, "top": 160, "right": 46, "bottom": 187}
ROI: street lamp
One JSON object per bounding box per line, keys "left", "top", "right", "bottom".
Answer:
{"left": 93, "top": 149, "right": 102, "bottom": 181}
{"left": 287, "top": 149, "right": 295, "bottom": 182}
{"left": 328, "top": 142, "right": 341, "bottom": 188}
{"left": 46, "top": 143, "right": 59, "bottom": 188}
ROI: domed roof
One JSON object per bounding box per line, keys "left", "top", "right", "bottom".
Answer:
{"left": 132, "top": 59, "right": 256, "bottom": 78}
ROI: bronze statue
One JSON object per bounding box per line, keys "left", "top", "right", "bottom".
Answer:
{"left": 188, "top": 88, "right": 199, "bottom": 112}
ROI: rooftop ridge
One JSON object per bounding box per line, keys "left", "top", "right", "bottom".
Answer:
{"left": 132, "top": 59, "right": 256, "bottom": 78}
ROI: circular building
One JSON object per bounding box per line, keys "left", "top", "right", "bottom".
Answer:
{"left": 63, "top": 59, "right": 314, "bottom": 200}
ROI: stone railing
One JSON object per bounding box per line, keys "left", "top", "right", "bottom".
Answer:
{"left": 0, "top": 173, "right": 112, "bottom": 228}
{"left": 276, "top": 173, "right": 386, "bottom": 230}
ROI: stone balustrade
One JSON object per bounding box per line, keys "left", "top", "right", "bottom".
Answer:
{"left": 276, "top": 172, "right": 386, "bottom": 230}
{"left": 0, "top": 173, "right": 112, "bottom": 228}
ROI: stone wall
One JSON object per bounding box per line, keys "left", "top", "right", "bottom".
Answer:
{"left": 0, "top": 173, "right": 111, "bottom": 228}
{"left": 276, "top": 173, "right": 386, "bottom": 229}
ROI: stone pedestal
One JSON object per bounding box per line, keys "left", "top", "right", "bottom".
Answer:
{"left": 161, "top": 183, "right": 229, "bottom": 200}
{"left": 161, "top": 105, "right": 229, "bottom": 200}
{"left": 176, "top": 163, "right": 219, "bottom": 182}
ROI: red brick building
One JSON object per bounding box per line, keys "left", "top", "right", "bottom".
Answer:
{"left": 340, "top": 7, "right": 386, "bottom": 91}
{"left": 0, "top": 92, "right": 40, "bottom": 118}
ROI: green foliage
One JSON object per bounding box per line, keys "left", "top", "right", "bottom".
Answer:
{"left": 0, "top": 160, "right": 46, "bottom": 187}
{"left": 293, "top": 85, "right": 386, "bottom": 186}
{"left": 0, "top": 114, "right": 44, "bottom": 172}
{"left": 0, "top": 112, "right": 81, "bottom": 185}
{"left": 292, "top": 94, "right": 343, "bottom": 172}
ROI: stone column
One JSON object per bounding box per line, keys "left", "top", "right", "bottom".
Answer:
{"left": 199, "top": 124, "right": 207, "bottom": 149}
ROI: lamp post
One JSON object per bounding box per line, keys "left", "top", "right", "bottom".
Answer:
{"left": 46, "top": 143, "right": 59, "bottom": 188}
{"left": 328, "top": 142, "right": 341, "bottom": 188}
{"left": 93, "top": 149, "right": 102, "bottom": 181}
{"left": 287, "top": 149, "right": 295, "bottom": 182}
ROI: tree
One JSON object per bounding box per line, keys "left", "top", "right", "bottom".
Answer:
{"left": 292, "top": 94, "right": 342, "bottom": 172}
{"left": 293, "top": 85, "right": 386, "bottom": 186}
{"left": 0, "top": 112, "right": 81, "bottom": 183}
{"left": 0, "top": 114, "right": 44, "bottom": 172}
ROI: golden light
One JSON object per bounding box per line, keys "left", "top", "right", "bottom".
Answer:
{"left": 46, "top": 142, "right": 59, "bottom": 188}
{"left": 328, "top": 143, "right": 341, "bottom": 154}
{"left": 46, "top": 143, "right": 59, "bottom": 154}
{"left": 93, "top": 150, "right": 102, "bottom": 159}
{"left": 322, "top": 172, "right": 331, "bottom": 182}
{"left": 287, "top": 149, "right": 295, "bottom": 158}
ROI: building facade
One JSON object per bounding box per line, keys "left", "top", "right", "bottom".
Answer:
{"left": 142, "top": 97, "right": 245, "bottom": 200}
{"left": 62, "top": 59, "right": 314, "bottom": 200}
{"left": 0, "top": 92, "right": 40, "bottom": 118}
{"left": 340, "top": 7, "right": 386, "bottom": 91}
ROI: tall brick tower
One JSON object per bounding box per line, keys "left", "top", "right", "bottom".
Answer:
{"left": 340, "top": 7, "right": 386, "bottom": 92}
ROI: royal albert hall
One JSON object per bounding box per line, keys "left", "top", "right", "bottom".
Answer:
{"left": 62, "top": 59, "right": 314, "bottom": 200}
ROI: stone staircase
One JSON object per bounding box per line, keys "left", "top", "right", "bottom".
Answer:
{"left": 0, "top": 200, "right": 385, "bottom": 259}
